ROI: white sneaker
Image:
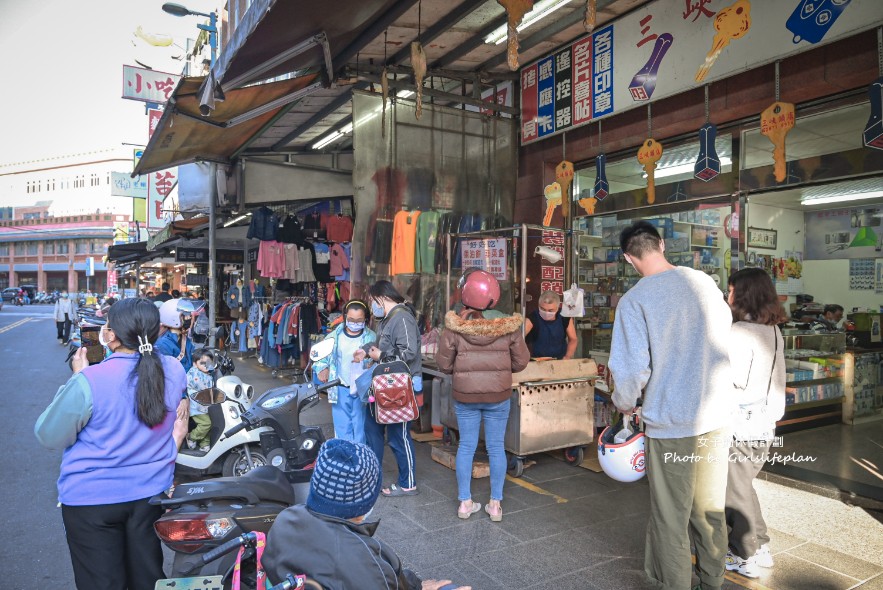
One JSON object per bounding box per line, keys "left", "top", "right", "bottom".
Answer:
{"left": 199, "top": 445, "right": 210, "bottom": 453}
{"left": 726, "top": 551, "right": 760, "bottom": 578}
{"left": 754, "top": 544, "right": 774, "bottom": 568}
{"left": 186, "top": 439, "right": 197, "bottom": 450}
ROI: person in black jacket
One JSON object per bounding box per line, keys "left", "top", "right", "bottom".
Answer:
{"left": 263, "top": 439, "right": 469, "bottom": 590}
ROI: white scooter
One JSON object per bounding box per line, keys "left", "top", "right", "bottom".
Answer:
{"left": 176, "top": 374, "right": 272, "bottom": 478}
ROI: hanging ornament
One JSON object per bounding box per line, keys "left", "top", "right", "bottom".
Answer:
{"left": 695, "top": 0, "right": 752, "bottom": 83}
{"left": 694, "top": 85, "right": 721, "bottom": 182}
{"left": 760, "top": 62, "right": 794, "bottom": 183}
{"left": 556, "top": 160, "right": 574, "bottom": 220}
{"left": 543, "top": 182, "right": 562, "bottom": 226}
{"left": 637, "top": 139, "right": 663, "bottom": 205}
{"left": 863, "top": 29, "right": 883, "bottom": 150}
{"left": 583, "top": 0, "right": 596, "bottom": 33}
{"left": 411, "top": 42, "right": 427, "bottom": 120}
{"left": 497, "top": 0, "right": 535, "bottom": 71}
{"left": 593, "top": 153, "right": 609, "bottom": 201}
{"left": 629, "top": 33, "right": 673, "bottom": 102}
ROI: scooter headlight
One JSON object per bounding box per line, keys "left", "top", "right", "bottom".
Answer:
{"left": 245, "top": 384, "right": 254, "bottom": 400}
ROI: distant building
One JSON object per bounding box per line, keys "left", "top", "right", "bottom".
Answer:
{"left": 0, "top": 150, "right": 139, "bottom": 292}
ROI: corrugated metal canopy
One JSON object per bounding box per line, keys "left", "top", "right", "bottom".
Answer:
{"left": 218, "top": 0, "right": 650, "bottom": 153}
{"left": 133, "top": 72, "right": 321, "bottom": 176}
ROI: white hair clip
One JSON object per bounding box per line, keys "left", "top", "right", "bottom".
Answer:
{"left": 137, "top": 335, "right": 153, "bottom": 355}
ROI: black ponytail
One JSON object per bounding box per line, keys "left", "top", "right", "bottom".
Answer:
{"left": 107, "top": 298, "right": 167, "bottom": 427}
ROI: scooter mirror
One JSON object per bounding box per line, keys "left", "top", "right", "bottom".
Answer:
{"left": 309, "top": 338, "right": 335, "bottom": 363}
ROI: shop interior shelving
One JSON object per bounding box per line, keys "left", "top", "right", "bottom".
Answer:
{"left": 778, "top": 332, "right": 847, "bottom": 433}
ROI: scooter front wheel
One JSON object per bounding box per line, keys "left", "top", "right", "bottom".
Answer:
{"left": 222, "top": 446, "right": 269, "bottom": 477}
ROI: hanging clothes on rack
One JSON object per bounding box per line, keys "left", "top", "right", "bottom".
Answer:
{"left": 390, "top": 209, "right": 421, "bottom": 275}
{"left": 326, "top": 214, "right": 354, "bottom": 243}
{"left": 257, "top": 240, "right": 285, "bottom": 278}
{"left": 415, "top": 209, "right": 441, "bottom": 274}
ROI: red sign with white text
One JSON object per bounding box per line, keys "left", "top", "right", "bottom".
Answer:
{"left": 148, "top": 109, "right": 163, "bottom": 139}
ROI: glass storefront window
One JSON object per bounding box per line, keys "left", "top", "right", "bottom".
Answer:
{"left": 75, "top": 240, "right": 88, "bottom": 254}
{"left": 26, "top": 243, "right": 38, "bottom": 256}
{"left": 44, "top": 242, "right": 55, "bottom": 255}
{"left": 14, "top": 243, "right": 24, "bottom": 256}
{"left": 0, "top": 244, "right": 8, "bottom": 257}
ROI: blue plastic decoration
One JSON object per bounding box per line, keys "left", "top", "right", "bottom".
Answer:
{"left": 864, "top": 78, "right": 883, "bottom": 150}
{"left": 594, "top": 153, "right": 609, "bottom": 200}
{"left": 694, "top": 123, "right": 721, "bottom": 182}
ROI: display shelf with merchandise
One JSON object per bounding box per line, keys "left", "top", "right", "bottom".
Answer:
{"left": 779, "top": 332, "right": 848, "bottom": 432}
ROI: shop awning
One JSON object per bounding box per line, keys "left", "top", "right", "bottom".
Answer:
{"left": 212, "top": 0, "right": 400, "bottom": 90}
{"left": 133, "top": 72, "right": 321, "bottom": 177}
{"left": 146, "top": 218, "right": 209, "bottom": 251}
{"left": 107, "top": 242, "right": 148, "bottom": 264}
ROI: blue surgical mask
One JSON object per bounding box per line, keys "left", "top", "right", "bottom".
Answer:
{"left": 346, "top": 321, "right": 365, "bottom": 333}
{"left": 371, "top": 301, "right": 385, "bottom": 318}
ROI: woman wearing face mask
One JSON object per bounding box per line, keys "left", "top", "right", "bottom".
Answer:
{"left": 35, "top": 297, "right": 190, "bottom": 590}
{"left": 155, "top": 298, "right": 196, "bottom": 372}
{"left": 523, "top": 290, "right": 577, "bottom": 360}
{"left": 313, "top": 300, "right": 376, "bottom": 444}
{"left": 354, "top": 280, "right": 422, "bottom": 497}
{"left": 54, "top": 289, "right": 79, "bottom": 345}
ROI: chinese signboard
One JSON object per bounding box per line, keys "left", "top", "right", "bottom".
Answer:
{"left": 113, "top": 222, "right": 130, "bottom": 245}
{"left": 148, "top": 108, "right": 163, "bottom": 139}
{"left": 520, "top": 0, "right": 882, "bottom": 145}
{"left": 122, "top": 65, "right": 181, "bottom": 104}
{"left": 459, "top": 239, "right": 509, "bottom": 281}
{"left": 111, "top": 172, "right": 148, "bottom": 199}
{"left": 539, "top": 231, "right": 565, "bottom": 295}
{"left": 176, "top": 248, "right": 245, "bottom": 265}
{"left": 147, "top": 168, "right": 178, "bottom": 230}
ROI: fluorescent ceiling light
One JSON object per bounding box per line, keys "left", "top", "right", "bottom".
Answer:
{"left": 485, "top": 0, "right": 573, "bottom": 45}
{"left": 641, "top": 157, "right": 732, "bottom": 179}
{"left": 312, "top": 130, "right": 345, "bottom": 150}
{"left": 800, "top": 190, "right": 883, "bottom": 206}
{"left": 223, "top": 213, "right": 250, "bottom": 227}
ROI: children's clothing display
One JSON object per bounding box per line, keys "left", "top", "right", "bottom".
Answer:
{"left": 247, "top": 206, "right": 280, "bottom": 241}
{"left": 283, "top": 244, "right": 300, "bottom": 280}
{"left": 329, "top": 243, "right": 350, "bottom": 279}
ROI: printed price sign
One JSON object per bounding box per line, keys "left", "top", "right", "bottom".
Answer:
{"left": 460, "top": 239, "right": 509, "bottom": 281}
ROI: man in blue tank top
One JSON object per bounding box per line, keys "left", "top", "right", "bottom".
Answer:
{"left": 524, "top": 291, "right": 578, "bottom": 359}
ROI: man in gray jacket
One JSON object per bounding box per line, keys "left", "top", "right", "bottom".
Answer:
{"left": 609, "top": 221, "right": 734, "bottom": 590}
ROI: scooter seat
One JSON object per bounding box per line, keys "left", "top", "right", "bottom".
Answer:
{"left": 163, "top": 466, "right": 296, "bottom": 507}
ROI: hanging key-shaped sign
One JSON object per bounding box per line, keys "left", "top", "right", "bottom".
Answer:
{"left": 695, "top": 0, "right": 752, "bottom": 83}
{"left": 637, "top": 139, "right": 663, "bottom": 205}
{"left": 863, "top": 77, "right": 883, "bottom": 150}
{"left": 694, "top": 123, "right": 721, "bottom": 182}
{"left": 555, "top": 160, "right": 574, "bottom": 220}
{"left": 497, "top": 0, "right": 535, "bottom": 71}
{"left": 629, "top": 33, "right": 674, "bottom": 102}
{"left": 760, "top": 101, "right": 795, "bottom": 182}
{"left": 578, "top": 190, "right": 598, "bottom": 216}
{"left": 594, "top": 153, "right": 609, "bottom": 201}
{"left": 543, "top": 182, "right": 562, "bottom": 226}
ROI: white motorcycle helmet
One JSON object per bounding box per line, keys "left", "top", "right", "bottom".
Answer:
{"left": 598, "top": 416, "right": 646, "bottom": 483}
{"left": 159, "top": 298, "right": 183, "bottom": 329}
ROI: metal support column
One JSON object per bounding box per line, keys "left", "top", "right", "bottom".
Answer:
{"left": 208, "top": 199, "right": 217, "bottom": 347}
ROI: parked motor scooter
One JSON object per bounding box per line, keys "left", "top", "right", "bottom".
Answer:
{"left": 152, "top": 377, "right": 339, "bottom": 586}
{"left": 176, "top": 374, "right": 272, "bottom": 478}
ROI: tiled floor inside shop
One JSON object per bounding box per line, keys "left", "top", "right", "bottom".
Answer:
{"left": 228, "top": 357, "right": 883, "bottom": 590}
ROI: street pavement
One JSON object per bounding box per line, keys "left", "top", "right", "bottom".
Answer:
{"left": 5, "top": 303, "right": 883, "bottom": 589}
{"left": 0, "top": 305, "right": 76, "bottom": 587}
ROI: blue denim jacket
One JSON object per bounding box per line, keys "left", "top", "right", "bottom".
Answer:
{"left": 246, "top": 206, "right": 279, "bottom": 241}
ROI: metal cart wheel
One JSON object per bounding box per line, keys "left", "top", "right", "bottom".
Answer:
{"left": 507, "top": 453, "right": 525, "bottom": 478}
{"left": 564, "top": 446, "right": 585, "bottom": 467}
{"left": 442, "top": 427, "right": 459, "bottom": 446}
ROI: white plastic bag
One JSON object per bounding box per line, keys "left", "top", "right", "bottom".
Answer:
{"left": 561, "top": 283, "right": 585, "bottom": 317}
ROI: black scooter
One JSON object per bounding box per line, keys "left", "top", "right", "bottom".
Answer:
{"left": 151, "top": 378, "right": 339, "bottom": 585}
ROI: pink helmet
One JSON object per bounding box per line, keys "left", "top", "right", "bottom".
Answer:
{"left": 459, "top": 268, "right": 500, "bottom": 311}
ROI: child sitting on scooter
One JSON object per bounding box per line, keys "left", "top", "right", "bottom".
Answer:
{"left": 185, "top": 348, "right": 215, "bottom": 452}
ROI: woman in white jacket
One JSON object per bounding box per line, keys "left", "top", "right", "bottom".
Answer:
{"left": 54, "top": 290, "right": 79, "bottom": 345}
{"left": 724, "top": 268, "right": 786, "bottom": 579}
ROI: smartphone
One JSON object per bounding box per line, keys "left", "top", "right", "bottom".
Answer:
{"left": 79, "top": 327, "right": 106, "bottom": 365}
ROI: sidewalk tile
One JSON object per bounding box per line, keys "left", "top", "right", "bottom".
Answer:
{"left": 393, "top": 519, "right": 521, "bottom": 572}
{"left": 784, "top": 542, "right": 883, "bottom": 581}
{"left": 748, "top": 552, "right": 861, "bottom": 589}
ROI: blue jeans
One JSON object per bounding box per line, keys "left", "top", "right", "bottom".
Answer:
{"left": 364, "top": 407, "right": 416, "bottom": 489}
{"left": 454, "top": 399, "right": 511, "bottom": 502}
{"left": 331, "top": 386, "right": 366, "bottom": 445}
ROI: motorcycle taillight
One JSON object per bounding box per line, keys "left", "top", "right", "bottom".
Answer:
{"left": 154, "top": 513, "right": 235, "bottom": 551}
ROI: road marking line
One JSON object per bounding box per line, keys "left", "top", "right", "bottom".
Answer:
{"left": 0, "top": 318, "right": 33, "bottom": 334}
{"left": 505, "top": 475, "right": 568, "bottom": 504}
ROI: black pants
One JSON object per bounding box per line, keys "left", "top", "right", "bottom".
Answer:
{"left": 61, "top": 498, "right": 165, "bottom": 590}
{"left": 725, "top": 440, "right": 771, "bottom": 560}
{"left": 56, "top": 316, "right": 72, "bottom": 342}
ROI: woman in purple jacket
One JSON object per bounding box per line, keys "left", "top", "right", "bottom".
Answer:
{"left": 36, "top": 297, "right": 190, "bottom": 590}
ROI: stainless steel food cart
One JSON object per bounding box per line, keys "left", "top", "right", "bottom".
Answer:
{"left": 437, "top": 358, "right": 597, "bottom": 477}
